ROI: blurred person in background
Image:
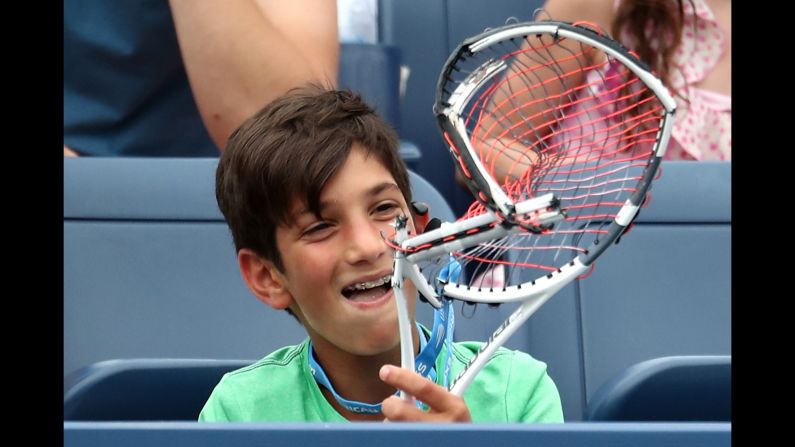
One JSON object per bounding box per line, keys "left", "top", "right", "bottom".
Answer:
{"left": 64, "top": 0, "right": 339, "bottom": 157}
{"left": 539, "top": 0, "right": 731, "bottom": 161}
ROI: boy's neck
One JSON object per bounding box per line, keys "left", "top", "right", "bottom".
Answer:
{"left": 310, "top": 324, "right": 421, "bottom": 421}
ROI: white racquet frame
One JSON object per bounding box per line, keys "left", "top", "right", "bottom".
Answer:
{"left": 391, "top": 20, "right": 676, "bottom": 399}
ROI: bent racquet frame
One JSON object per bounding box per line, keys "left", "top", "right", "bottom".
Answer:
{"left": 391, "top": 20, "right": 676, "bottom": 399}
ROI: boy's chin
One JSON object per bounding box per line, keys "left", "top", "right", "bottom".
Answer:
{"left": 353, "top": 327, "right": 402, "bottom": 355}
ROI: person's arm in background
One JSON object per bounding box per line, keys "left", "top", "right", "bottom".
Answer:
{"left": 169, "top": 0, "right": 339, "bottom": 150}
{"left": 540, "top": 0, "right": 615, "bottom": 33}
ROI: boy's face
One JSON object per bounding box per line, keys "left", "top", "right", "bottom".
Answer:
{"left": 274, "top": 144, "right": 418, "bottom": 356}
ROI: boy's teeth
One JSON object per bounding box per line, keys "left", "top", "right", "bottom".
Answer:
{"left": 345, "top": 275, "right": 391, "bottom": 291}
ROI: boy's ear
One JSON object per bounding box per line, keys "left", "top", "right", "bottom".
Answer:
{"left": 238, "top": 248, "right": 293, "bottom": 310}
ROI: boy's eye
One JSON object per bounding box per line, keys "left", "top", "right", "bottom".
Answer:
{"left": 374, "top": 202, "right": 400, "bottom": 215}
{"left": 302, "top": 222, "right": 331, "bottom": 237}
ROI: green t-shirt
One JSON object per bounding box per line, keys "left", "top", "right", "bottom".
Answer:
{"left": 199, "top": 334, "right": 564, "bottom": 423}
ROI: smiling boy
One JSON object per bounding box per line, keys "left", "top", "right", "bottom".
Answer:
{"left": 200, "top": 85, "right": 563, "bottom": 423}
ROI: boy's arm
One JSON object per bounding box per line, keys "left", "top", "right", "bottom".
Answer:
{"left": 378, "top": 365, "right": 472, "bottom": 422}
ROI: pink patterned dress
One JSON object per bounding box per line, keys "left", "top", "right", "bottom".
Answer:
{"left": 629, "top": 0, "right": 731, "bottom": 161}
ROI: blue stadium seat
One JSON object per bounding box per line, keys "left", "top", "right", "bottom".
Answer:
{"left": 64, "top": 359, "right": 251, "bottom": 421}
{"left": 585, "top": 356, "right": 731, "bottom": 422}
{"left": 338, "top": 43, "right": 422, "bottom": 169}
{"left": 339, "top": 43, "right": 402, "bottom": 133}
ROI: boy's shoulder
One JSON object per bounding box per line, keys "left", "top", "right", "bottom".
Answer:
{"left": 211, "top": 340, "right": 308, "bottom": 392}
{"left": 450, "top": 340, "right": 549, "bottom": 372}
{"left": 447, "top": 340, "right": 555, "bottom": 394}
{"left": 200, "top": 339, "right": 323, "bottom": 422}
{"left": 446, "top": 341, "right": 563, "bottom": 423}
{"left": 220, "top": 340, "right": 309, "bottom": 386}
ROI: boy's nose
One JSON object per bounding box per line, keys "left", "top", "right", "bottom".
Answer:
{"left": 344, "top": 219, "right": 387, "bottom": 265}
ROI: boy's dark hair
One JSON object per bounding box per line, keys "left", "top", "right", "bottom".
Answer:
{"left": 216, "top": 84, "right": 412, "bottom": 273}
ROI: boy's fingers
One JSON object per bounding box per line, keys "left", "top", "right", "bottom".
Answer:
{"left": 381, "top": 395, "right": 460, "bottom": 422}
{"left": 379, "top": 365, "right": 470, "bottom": 421}
{"left": 379, "top": 365, "right": 446, "bottom": 405}
{"left": 381, "top": 395, "right": 427, "bottom": 421}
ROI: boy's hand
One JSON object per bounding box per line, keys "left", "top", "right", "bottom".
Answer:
{"left": 379, "top": 364, "right": 472, "bottom": 422}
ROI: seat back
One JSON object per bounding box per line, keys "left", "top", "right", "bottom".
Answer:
{"left": 339, "top": 43, "right": 421, "bottom": 169}
{"left": 585, "top": 355, "right": 731, "bottom": 422}
{"left": 64, "top": 359, "right": 251, "bottom": 421}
